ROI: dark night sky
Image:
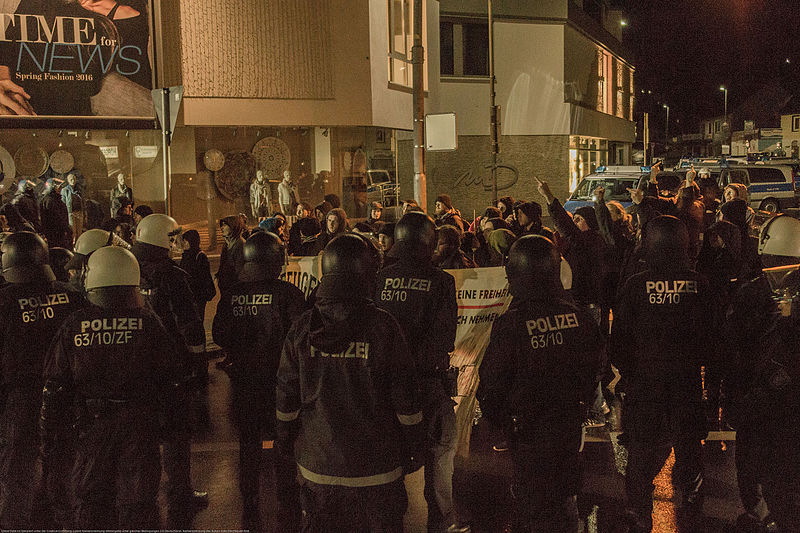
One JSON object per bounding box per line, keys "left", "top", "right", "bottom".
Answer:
{"left": 616, "top": 0, "right": 800, "bottom": 133}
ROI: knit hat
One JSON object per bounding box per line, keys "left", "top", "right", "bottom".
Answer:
{"left": 574, "top": 206, "right": 599, "bottom": 231}
{"left": 515, "top": 201, "right": 542, "bottom": 221}
{"left": 435, "top": 194, "right": 453, "bottom": 210}
{"left": 720, "top": 199, "right": 748, "bottom": 231}
{"left": 488, "top": 228, "right": 516, "bottom": 256}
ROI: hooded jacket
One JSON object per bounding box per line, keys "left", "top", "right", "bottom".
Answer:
{"left": 276, "top": 276, "right": 421, "bottom": 487}
{"left": 217, "top": 215, "right": 246, "bottom": 294}
{"left": 547, "top": 199, "right": 606, "bottom": 305}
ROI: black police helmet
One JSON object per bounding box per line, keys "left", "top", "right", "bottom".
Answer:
{"left": 644, "top": 215, "right": 689, "bottom": 271}
{"left": 1, "top": 231, "right": 55, "bottom": 283}
{"left": 48, "top": 247, "right": 74, "bottom": 283}
{"left": 322, "top": 233, "right": 379, "bottom": 276}
{"left": 392, "top": 212, "right": 437, "bottom": 259}
{"left": 240, "top": 231, "right": 284, "bottom": 282}
{"left": 505, "top": 235, "right": 561, "bottom": 297}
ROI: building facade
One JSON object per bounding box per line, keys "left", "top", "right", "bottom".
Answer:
{"left": 0, "top": 0, "right": 634, "bottom": 236}
{"left": 398, "top": 0, "right": 636, "bottom": 215}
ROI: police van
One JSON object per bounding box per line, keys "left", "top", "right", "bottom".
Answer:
{"left": 717, "top": 165, "right": 798, "bottom": 213}
{"left": 563, "top": 166, "right": 649, "bottom": 213}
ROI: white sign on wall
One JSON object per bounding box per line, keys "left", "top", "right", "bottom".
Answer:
{"left": 99, "top": 146, "right": 119, "bottom": 159}
{"left": 134, "top": 145, "right": 159, "bottom": 159}
{"left": 425, "top": 112, "right": 458, "bottom": 152}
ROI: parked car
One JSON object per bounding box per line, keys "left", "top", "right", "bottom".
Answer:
{"left": 564, "top": 166, "right": 649, "bottom": 213}
{"left": 717, "top": 164, "right": 798, "bottom": 213}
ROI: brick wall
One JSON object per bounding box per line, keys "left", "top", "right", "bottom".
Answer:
{"left": 398, "top": 135, "right": 571, "bottom": 221}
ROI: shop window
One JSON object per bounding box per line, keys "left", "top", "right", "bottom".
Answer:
{"left": 440, "top": 18, "right": 488, "bottom": 77}
{"left": 388, "top": 0, "right": 427, "bottom": 88}
{"left": 596, "top": 50, "right": 612, "bottom": 114}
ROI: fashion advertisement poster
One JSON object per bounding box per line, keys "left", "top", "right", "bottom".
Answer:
{"left": 0, "top": 0, "right": 154, "bottom": 118}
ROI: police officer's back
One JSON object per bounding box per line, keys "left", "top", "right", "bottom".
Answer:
{"left": 0, "top": 232, "right": 83, "bottom": 529}
{"left": 212, "top": 231, "right": 305, "bottom": 527}
{"left": 478, "top": 235, "right": 605, "bottom": 532}
{"left": 43, "top": 246, "right": 180, "bottom": 529}
{"left": 610, "top": 215, "right": 713, "bottom": 531}
{"left": 374, "top": 212, "right": 467, "bottom": 532}
{"left": 130, "top": 214, "right": 207, "bottom": 521}
{"left": 722, "top": 214, "right": 800, "bottom": 532}
{"left": 277, "top": 234, "right": 422, "bottom": 532}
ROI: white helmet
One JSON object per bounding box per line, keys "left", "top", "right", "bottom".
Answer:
{"left": 698, "top": 167, "right": 712, "bottom": 178}
{"left": 65, "top": 229, "right": 111, "bottom": 270}
{"left": 135, "top": 213, "right": 181, "bottom": 250}
{"left": 759, "top": 214, "right": 800, "bottom": 257}
{"left": 85, "top": 246, "right": 140, "bottom": 290}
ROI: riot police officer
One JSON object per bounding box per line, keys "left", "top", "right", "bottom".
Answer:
{"left": 610, "top": 215, "right": 713, "bottom": 532}
{"left": 64, "top": 228, "right": 113, "bottom": 292}
{"left": 131, "top": 214, "right": 208, "bottom": 525}
{"left": 374, "top": 212, "right": 468, "bottom": 533}
{"left": 42, "top": 246, "right": 181, "bottom": 529}
{"left": 276, "top": 234, "right": 422, "bottom": 532}
{"left": 478, "top": 235, "right": 606, "bottom": 532}
{"left": 723, "top": 214, "right": 800, "bottom": 533}
{"left": 212, "top": 231, "right": 305, "bottom": 528}
{"left": 0, "top": 232, "right": 84, "bottom": 529}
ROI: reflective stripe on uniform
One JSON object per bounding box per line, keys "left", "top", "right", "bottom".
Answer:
{"left": 188, "top": 344, "right": 205, "bottom": 354}
{"left": 298, "top": 464, "right": 403, "bottom": 487}
{"left": 276, "top": 408, "right": 300, "bottom": 422}
{"left": 396, "top": 411, "right": 423, "bottom": 426}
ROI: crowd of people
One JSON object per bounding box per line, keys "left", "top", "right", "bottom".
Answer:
{"left": 0, "top": 162, "right": 798, "bottom": 533}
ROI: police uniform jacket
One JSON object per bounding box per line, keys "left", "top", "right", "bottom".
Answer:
{"left": 610, "top": 269, "right": 712, "bottom": 442}
{"left": 276, "top": 276, "right": 422, "bottom": 488}
{"left": 131, "top": 242, "right": 205, "bottom": 374}
{"left": 0, "top": 280, "right": 83, "bottom": 392}
{"left": 213, "top": 278, "right": 305, "bottom": 384}
{"left": 478, "top": 294, "right": 605, "bottom": 441}
{"left": 375, "top": 254, "right": 457, "bottom": 400}
{"left": 45, "top": 305, "right": 180, "bottom": 409}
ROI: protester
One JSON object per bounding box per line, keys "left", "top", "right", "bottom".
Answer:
{"left": 12, "top": 179, "right": 40, "bottom": 232}
{"left": 432, "top": 224, "right": 476, "bottom": 269}
{"left": 39, "top": 179, "right": 72, "bottom": 249}
{"left": 318, "top": 207, "right": 349, "bottom": 249}
{"left": 514, "top": 201, "right": 554, "bottom": 240}
{"left": 216, "top": 215, "right": 247, "bottom": 295}
{"left": 179, "top": 229, "right": 216, "bottom": 363}
{"left": 367, "top": 201, "right": 383, "bottom": 231}
{"left": 434, "top": 194, "right": 465, "bottom": 233}
{"left": 486, "top": 228, "right": 516, "bottom": 267}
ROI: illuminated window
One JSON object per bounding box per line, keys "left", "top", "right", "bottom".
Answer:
{"left": 597, "top": 50, "right": 612, "bottom": 114}
{"left": 388, "top": 0, "right": 427, "bottom": 88}
{"left": 615, "top": 62, "right": 624, "bottom": 118}
{"left": 628, "top": 68, "right": 634, "bottom": 120}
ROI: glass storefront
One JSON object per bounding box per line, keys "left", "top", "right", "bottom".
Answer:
{"left": 0, "top": 125, "right": 397, "bottom": 248}
{"left": 569, "top": 136, "right": 609, "bottom": 191}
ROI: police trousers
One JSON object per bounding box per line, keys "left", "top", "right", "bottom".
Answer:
{"left": 424, "top": 394, "right": 458, "bottom": 529}
{"left": 625, "top": 438, "right": 703, "bottom": 529}
{"left": 0, "top": 387, "right": 41, "bottom": 529}
{"left": 72, "top": 405, "right": 161, "bottom": 529}
{"left": 511, "top": 436, "right": 581, "bottom": 533}
{"left": 736, "top": 426, "right": 800, "bottom": 532}
{"left": 300, "top": 478, "right": 407, "bottom": 533}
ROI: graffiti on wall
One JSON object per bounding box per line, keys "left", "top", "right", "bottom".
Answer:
{"left": 452, "top": 163, "right": 519, "bottom": 191}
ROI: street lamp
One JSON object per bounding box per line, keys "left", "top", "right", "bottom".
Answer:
{"left": 719, "top": 86, "right": 728, "bottom": 119}
{"left": 663, "top": 104, "right": 670, "bottom": 144}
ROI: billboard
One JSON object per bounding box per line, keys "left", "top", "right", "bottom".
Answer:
{"left": 0, "top": 0, "right": 154, "bottom": 118}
